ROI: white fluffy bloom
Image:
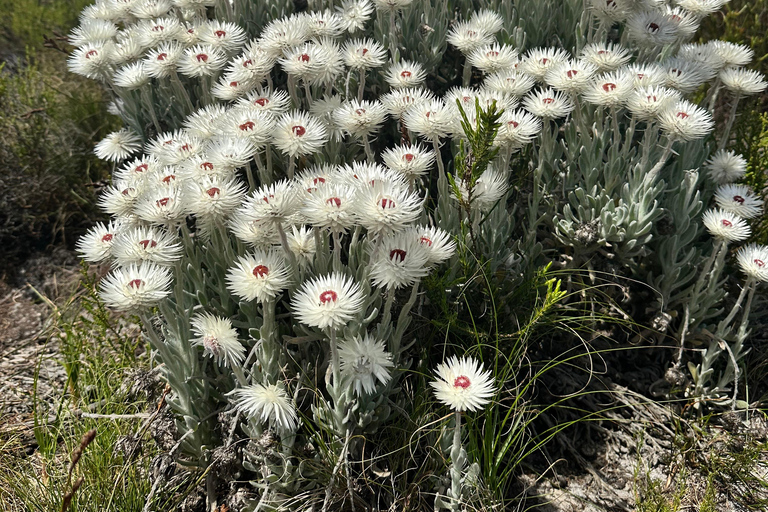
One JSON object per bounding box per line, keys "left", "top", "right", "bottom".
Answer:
{"left": 333, "top": 100, "right": 388, "bottom": 138}
{"left": 675, "top": 0, "right": 727, "bottom": 18}
{"left": 237, "top": 88, "right": 291, "bottom": 116}
{"left": 470, "top": 9, "right": 504, "bottom": 34}
{"left": 69, "top": 19, "right": 118, "bottom": 47}
{"left": 95, "top": 129, "right": 142, "bottom": 162}
{"left": 580, "top": 42, "right": 631, "bottom": 72}
{"left": 545, "top": 59, "right": 599, "bottom": 95}
{"left": 337, "top": 0, "right": 373, "bottom": 32}
{"left": 381, "top": 87, "right": 434, "bottom": 117}
{"left": 520, "top": 47, "right": 569, "bottom": 80}
{"left": 99, "top": 262, "right": 173, "bottom": 311}
{"left": 230, "top": 383, "right": 298, "bottom": 430}
{"left": 226, "top": 250, "right": 291, "bottom": 303}
{"left": 626, "top": 10, "right": 679, "bottom": 47}
{"left": 354, "top": 182, "right": 422, "bottom": 236}
{"left": 229, "top": 216, "right": 279, "bottom": 248}
{"left": 338, "top": 334, "right": 394, "bottom": 396}
{"left": 68, "top": 41, "right": 115, "bottom": 80}
{"left": 430, "top": 356, "right": 496, "bottom": 412}
{"left": 662, "top": 58, "right": 712, "bottom": 94}
{"left": 736, "top": 244, "right": 768, "bottom": 282}
{"left": 709, "top": 41, "right": 753, "bottom": 68}
{"left": 224, "top": 109, "right": 275, "bottom": 149}
{"left": 273, "top": 111, "right": 328, "bottom": 158}
{"left": 467, "top": 43, "right": 518, "bottom": 74}
{"left": 177, "top": 44, "right": 227, "bottom": 77}
{"left": 494, "top": 109, "right": 542, "bottom": 149}
{"left": 381, "top": 144, "right": 435, "bottom": 178}
{"left": 292, "top": 273, "right": 366, "bottom": 330}
{"left": 523, "top": 88, "right": 574, "bottom": 119}
{"left": 98, "top": 181, "right": 143, "bottom": 217}
{"left": 185, "top": 176, "right": 247, "bottom": 223}
{"left": 198, "top": 20, "right": 247, "bottom": 52}
{"left": 301, "top": 183, "right": 358, "bottom": 233}
{"left": 243, "top": 180, "right": 300, "bottom": 222}
{"left": 627, "top": 86, "right": 681, "bottom": 122}
{"left": 138, "top": 17, "right": 183, "bottom": 47}
{"left": 719, "top": 67, "right": 768, "bottom": 96}
{"left": 714, "top": 184, "right": 763, "bottom": 219}
{"left": 134, "top": 186, "right": 187, "bottom": 226}
{"left": 111, "top": 225, "right": 183, "bottom": 267}
{"left": 658, "top": 100, "right": 714, "bottom": 141}
{"left": 286, "top": 225, "right": 316, "bottom": 265}
{"left": 454, "top": 168, "right": 508, "bottom": 210}
{"left": 77, "top": 221, "right": 121, "bottom": 263}
{"left": 446, "top": 21, "right": 494, "bottom": 54}
{"left": 304, "top": 9, "right": 345, "bottom": 38}
{"left": 384, "top": 60, "right": 427, "bottom": 88}
{"left": 403, "top": 98, "right": 452, "bottom": 140}
{"left": 407, "top": 225, "right": 456, "bottom": 265}
{"left": 191, "top": 313, "right": 245, "bottom": 367}
{"left": 582, "top": 71, "right": 634, "bottom": 108}
{"left": 484, "top": 70, "right": 537, "bottom": 96}
{"left": 279, "top": 43, "right": 323, "bottom": 83}
{"left": 624, "top": 63, "right": 666, "bottom": 88}
{"left": 702, "top": 208, "right": 751, "bottom": 243}
{"left": 343, "top": 38, "right": 387, "bottom": 70}
{"left": 705, "top": 150, "right": 748, "bottom": 184}
{"left": 370, "top": 232, "right": 430, "bottom": 289}
{"left": 113, "top": 61, "right": 149, "bottom": 89}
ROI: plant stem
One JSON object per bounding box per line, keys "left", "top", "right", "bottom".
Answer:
{"left": 329, "top": 328, "right": 341, "bottom": 390}
{"left": 363, "top": 134, "right": 375, "bottom": 162}
{"left": 450, "top": 410, "right": 463, "bottom": 511}
{"left": 718, "top": 93, "right": 740, "bottom": 151}
{"left": 647, "top": 137, "right": 674, "bottom": 181}
{"left": 357, "top": 68, "right": 366, "bottom": 102}
{"left": 719, "top": 278, "right": 755, "bottom": 333}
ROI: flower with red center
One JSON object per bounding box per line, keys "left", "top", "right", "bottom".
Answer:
{"left": 191, "top": 313, "right": 245, "bottom": 368}
{"left": 494, "top": 109, "right": 542, "bottom": 150}
{"left": 370, "top": 232, "right": 430, "bottom": 290}
{"left": 714, "top": 184, "right": 763, "bottom": 219}
{"left": 736, "top": 244, "right": 768, "bottom": 282}
{"left": 523, "top": 87, "right": 574, "bottom": 119}
{"left": 407, "top": 225, "right": 456, "bottom": 265}
{"left": 702, "top": 208, "right": 751, "bottom": 243}
{"left": 430, "top": 355, "right": 496, "bottom": 412}
{"left": 381, "top": 143, "right": 436, "bottom": 178}
{"left": 467, "top": 43, "right": 518, "bottom": 74}
{"left": 658, "top": 99, "right": 714, "bottom": 142}
{"left": 99, "top": 262, "right": 173, "bottom": 311}
{"left": 77, "top": 221, "right": 122, "bottom": 263}
{"left": 354, "top": 181, "right": 422, "bottom": 236}
{"left": 226, "top": 250, "right": 291, "bottom": 303}
{"left": 385, "top": 60, "right": 427, "bottom": 88}
{"left": 292, "top": 273, "right": 366, "bottom": 329}
{"left": 582, "top": 71, "right": 633, "bottom": 108}
{"left": 112, "top": 225, "right": 183, "bottom": 267}
{"left": 273, "top": 110, "right": 328, "bottom": 158}
{"left": 186, "top": 176, "right": 247, "bottom": 228}
{"left": 178, "top": 44, "right": 227, "bottom": 77}
{"left": 333, "top": 99, "right": 388, "bottom": 138}
{"left": 300, "top": 183, "right": 357, "bottom": 233}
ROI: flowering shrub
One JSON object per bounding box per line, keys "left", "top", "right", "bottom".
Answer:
{"left": 70, "top": 0, "right": 766, "bottom": 508}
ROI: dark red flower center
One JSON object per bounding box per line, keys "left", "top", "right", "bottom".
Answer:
{"left": 542, "top": 97, "right": 554, "bottom": 104}
{"left": 380, "top": 198, "right": 396, "bottom": 209}
{"left": 733, "top": 195, "right": 745, "bottom": 204}
{"left": 229, "top": 81, "right": 238, "bottom": 87}
{"left": 566, "top": 69, "right": 578, "bottom": 79}
{"left": 215, "top": 30, "right": 226, "bottom": 37}
{"left": 243, "top": 59, "right": 253, "bottom": 67}
{"left": 355, "top": 108, "right": 366, "bottom": 115}
{"left": 313, "top": 177, "right": 326, "bottom": 185}
{"left": 721, "top": 219, "right": 733, "bottom": 227}
{"left": 128, "top": 279, "right": 144, "bottom": 289}
{"left": 152, "top": 25, "right": 164, "bottom": 31}
{"left": 292, "top": 125, "right": 306, "bottom": 136}
{"left": 255, "top": 97, "right": 269, "bottom": 106}
{"left": 420, "top": 236, "right": 432, "bottom": 246}
{"left": 157, "top": 197, "right": 170, "bottom": 207}
{"left": 206, "top": 187, "right": 220, "bottom": 197}
{"left": 252, "top": 265, "right": 269, "bottom": 277}
{"left": 754, "top": 258, "right": 765, "bottom": 267}
{"left": 602, "top": 82, "right": 617, "bottom": 92}
{"left": 486, "top": 50, "right": 499, "bottom": 57}
{"left": 101, "top": 233, "right": 113, "bottom": 243}
{"left": 361, "top": 48, "right": 369, "bottom": 55}
{"left": 326, "top": 197, "right": 342, "bottom": 207}
{"left": 319, "top": 290, "right": 338, "bottom": 303}
{"left": 453, "top": 375, "right": 471, "bottom": 389}
{"left": 648, "top": 22, "right": 660, "bottom": 33}
{"left": 239, "top": 121, "right": 255, "bottom": 131}
{"left": 300, "top": 53, "right": 310, "bottom": 63}
{"left": 139, "top": 239, "right": 157, "bottom": 249}
{"left": 390, "top": 248, "right": 407, "bottom": 262}
{"left": 86, "top": 50, "right": 98, "bottom": 58}
{"left": 676, "top": 111, "right": 689, "bottom": 119}
{"left": 508, "top": 120, "right": 519, "bottom": 127}
{"left": 162, "top": 174, "right": 176, "bottom": 184}
{"left": 135, "top": 163, "right": 148, "bottom": 173}
{"left": 401, "top": 70, "right": 412, "bottom": 78}
{"left": 404, "top": 153, "right": 415, "bottom": 162}
{"left": 540, "top": 57, "right": 549, "bottom": 65}
{"left": 201, "top": 162, "right": 214, "bottom": 171}
{"left": 122, "top": 188, "right": 134, "bottom": 196}
{"left": 157, "top": 53, "right": 167, "bottom": 61}
{"left": 196, "top": 53, "right": 209, "bottom": 63}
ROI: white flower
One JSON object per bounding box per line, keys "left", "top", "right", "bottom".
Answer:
{"left": 430, "top": 356, "right": 496, "bottom": 412}
{"left": 212, "top": 76, "right": 254, "bottom": 101}
{"left": 224, "top": 109, "right": 275, "bottom": 149}
{"left": 95, "top": 129, "right": 142, "bottom": 162}
{"left": 589, "top": 0, "right": 629, "bottom": 23}
{"left": 243, "top": 180, "right": 300, "bottom": 222}
{"left": 626, "top": 86, "right": 681, "bottom": 122}
{"left": 709, "top": 41, "right": 753, "bottom": 68}
{"left": 469, "top": 9, "right": 504, "bottom": 34}
{"left": 483, "top": 70, "right": 537, "bottom": 96}
{"left": 626, "top": 10, "right": 679, "bottom": 47}
{"left": 304, "top": 9, "right": 345, "bottom": 38}
{"left": 226, "top": 250, "right": 291, "bottom": 303}
{"left": 714, "top": 184, "right": 763, "bottom": 219}
{"left": 68, "top": 41, "right": 115, "bottom": 80}
{"left": 68, "top": 19, "right": 118, "bottom": 47}
{"left": 407, "top": 225, "right": 456, "bottom": 265}
{"left": 624, "top": 63, "right": 666, "bottom": 88}
{"left": 338, "top": 334, "right": 394, "bottom": 396}
{"left": 191, "top": 313, "right": 245, "bottom": 367}
{"left": 403, "top": 98, "right": 452, "bottom": 140}
{"left": 446, "top": 21, "right": 494, "bottom": 54}
{"left": 77, "top": 221, "right": 121, "bottom": 263}
{"left": 494, "top": 109, "right": 542, "bottom": 150}
{"left": 198, "top": 20, "right": 247, "bottom": 52}
{"left": 130, "top": 0, "right": 172, "bottom": 19}
{"left": 705, "top": 150, "right": 747, "bottom": 184}
{"left": 100, "top": 262, "right": 173, "bottom": 311}
{"left": 522, "top": 88, "right": 574, "bottom": 119}
{"left": 354, "top": 181, "right": 422, "bottom": 236}
{"left": 333, "top": 99, "right": 388, "bottom": 138}
{"left": 273, "top": 111, "right": 328, "bottom": 158}
{"left": 301, "top": 183, "right": 358, "bottom": 233}
{"left": 237, "top": 88, "right": 292, "bottom": 116}
{"left": 138, "top": 17, "right": 183, "bottom": 47}
{"left": 177, "top": 44, "right": 227, "bottom": 77}
{"left": 384, "top": 60, "right": 427, "bottom": 89}
{"left": 677, "top": 43, "right": 726, "bottom": 73}
{"left": 230, "top": 383, "right": 298, "bottom": 430}
{"left": 185, "top": 176, "right": 247, "bottom": 223}
{"left": 111, "top": 225, "right": 183, "bottom": 267}
{"left": 370, "top": 231, "right": 430, "bottom": 289}
{"left": 580, "top": 42, "right": 631, "bottom": 72}
{"left": 719, "top": 67, "right": 768, "bottom": 96}
{"left": 467, "top": 43, "right": 518, "bottom": 74}
{"left": 702, "top": 208, "right": 751, "bottom": 243}
{"left": 519, "top": 47, "right": 570, "bottom": 80}
{"left": 675, "top": 0, "right": 727, "bottom": 18}
{"left": 736, "top": 244, "right": 768, "bottom": 282}
{"left": 113, "top": 61, "right": 149, "bottom": 90}
{"left": 381, "top": 87, "right": 434, "bottom": 117}
{"left": 286, "top": 225, "right": 316, "bottom": 265}
{"left": 662, "top": 58, "right": 712, "bottom": 94}
{"left": 343, "top": 38, "right": 387, "bottom": 70}
{"left": 115, "top": 156, "right": 161, "bottom": 185}
{"left": 259, "top": 15, "right": 310, "bottom": 58}
{"left": 134, "top": 186, "right": 187, "bottom": 226}
{"left": 229, "top": 215, "right": 279, "bottom": 248}
{"left": 658, "top": 100, "right": 714, "bottom": 142}
{"left": 279, "top": 43, "right": 323, "bottom": 83}
{"left": 544, "top": 59, "right": 599, "bottom": 95}
{"left": 381, "top": 143, "right": 436, "bottom": 178}
{"left": 183, "top": 104, "right": 229, "bottom": 140}
{"left": 338, "top": 162, "right": 406, "bottom": 189}
{"left": 314, "top": 37, "right": 345, "bottom": 85}
{"left": 98, "top": 181, "right": 143, "bottom": 217}
{"left": 206, "top": 137, "right": 258, "bottom": 169}
{"left": 582, "top": 71, "right": 634, "bottom": 108}
{"left": 454, "top": 167, "right": 508, "bottom": 210}
{"left": 337, "top": 0, "right": 373, "bottom": 32}
{"left": 292, "top": 273, "right": 366, "bottom": 330}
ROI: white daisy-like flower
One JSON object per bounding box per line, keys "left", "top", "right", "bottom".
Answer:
{"left": 337, "top": 0, "right": 374, "bottom": 32}
{"left": 212, "top": 76, "right": 254, "bottom": 101}
{"left": 115, "top": 156, "right": 161, "bottom": 185}
{"left": 129, "top": 0, "right": 172, "bottom": 19}
{"left": 370, "top": 231, "right": 430, "bottom": 289}
{"left": 286, "top": 225, "right": 316, "bottom": 266}
{"left": 111, "top": 225, "right": 183, "bottom": 267}
{"left": 183, "top": 104, "right": 229, "bottom": 141}
{"left": 273, "top": 111, "right": 328, "bottom": 158}
{"left": 68, "top": 19, "right": 118, "bottom": 47}
{"left": 338, "top": 334, "right": 394, "bottom": 396}
{"left": 237, "top": 88, "right": 291, "bottom": 116}
{"left": 674, "top": 0, "right": 726, "bottom": 18}
{"left": 589, "top": 0, "right": 630, "bottom": 23}
{"left": 292, "top": 273, "right": 366, "bottom": 330}
{"left": 714, "top": 184, "right": 764, "bottom": 219}
{"left": 384, "top": 60, "right": 427, "bottom": 89}
{"left": 522, "top": 88, "right": 574, "bottom": 119}
{"left": 229, "top": 215, "right": 279, "bottom": 248}
{"left": 309, "top": 95, "right": 344, "bottom": 142}
{"left": 705, "top": 150, "right": 748, "bottom": 184}
{"left": 467, "top": 43, "right": 518, "bottom": 74}
{"left": 658, "top": 100, "right": 714, "bottom": 142}
{"left": 243, "top": 180, "right": 300, "bottom": 222}
{"left": 470, "top": 9, "right": 504, "bottom": 34}
{"left": 430, "top": 355, "right": 496, "bottom": 412}
{"left": 354, "top": 181, "right": 422, "bottom": 236}
{"left": 708, "top": 41, "right": 753, "bottom": 68}
{"left": 454, "top": 168, "right": 508, "bottom": 210}
{"left": 177, "top": 44, "right": 227, "bottom": 77}
{"left": 226, "top": 250, "right": 291, "bottom": 303}
{"left": 666, "top": 6, "right": 700, "bottom": 40}
{"left": 333, "top": 99, "right": 388, "bottom": 138}
{"left": 343, "top": 38, "right": 387, "bottom": 70}
{"left": 736, "top": 244, "right": 768, "bottom": 282}
{"left": 77, "top": 221, "right": 122, "bottom": 263}
{"left": 544, "top": 59, "right": 599, "bottom": 95}
{"left": 677, "top": 43, "right": 726, "bottom": 73}
{"left": 304, "top": 9, "right": 345, "bottom": 38}
{"left": 381, "top": 143, "right": 436, "bottom": 178}
{"left": 68, "top": 41, "right": 115, "bottom": 80}
{"left": 662, "top": 58, "right": 712, "bottom": 94}
{"left": 719, "top": 67, "right": 768, "bottom": 96}
{"left": 99, "top": 262, "right": 173, "bottom": 311}
{"left": 191, "top": 313, "right": 245, "bottom": 367}
{"left": 98, "top": 181, "right": 144, "bottom": 217}
{"left": 295, "top": 164, "right": 336, "bottom": 193}
{"left": 519, "top": 47, "right": 570, "bottom": 81}
{"left": 259, "top": 15, "right": 311, "bottom": 58}
{"left": 626, "top": 10, "right": 679, "bottom": 47}
{"left": 300, "top": 183, "right": 358, "bottom": 233}
{"left": 337, "top": 162, "right": 406, "bottom": 190}
{"left": 580, "top": 42, "right": 632, "bottom": 72}
{"left": 407, "top": 225, "right": 456, "bottom": 265}
{"left": 582, "top": 71, "right": 634, "bottom": 108}
{"left": 134, "top": 186, "right": 187, "bottom": 227}
{"left": 626, "top": 86, "right": 681, "bottom": 122}
{"left": 224, "top": 109, "right": 275, "bottom": 149}
{"left": 230, "top": 383, "right": 298, "bottom": 430}
{"left": 381, "top": 87, "right": 434, "bottom": 117}
{"left": 279, "top": 43, "right": 323, "bottom": 84}
{"left": 314, "top": 37, "right": 345, "bottom": 85}
{"left": 446, "top": 21, "right": 494, "bottom": 54}
{"left": 702, "top": 208, "right": 751, "bottom": 243}
{"left": 624, "top": 63, "right": 666, "bottom": 88}
{"left": 206, "top": 137, "right": 258, "bottom": 169}
{"left": 185, "top": 176, "right": 247, "bottom": 223}
{"left": 113, "top": 61, "right": 150, "bottom": 90}
{"left": 180, "top": 155, "right": 232, "bottom": 180}
{"left": 483, "top": 70, "right": 537, "bottom": 96}
{"left": 198, "top": 20, "right": 247, "bottom": 52}
{"left": 95, "top": 129, "right": 142, "bottom": 162}
{"left": 494, "top": 109, "right": 542, "bottom": 149}
{"left": 403, "top": 98, "right": 453, "bottom": 140}
{"left": 138, "top": 17, "right": 183, "bottom": 47}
